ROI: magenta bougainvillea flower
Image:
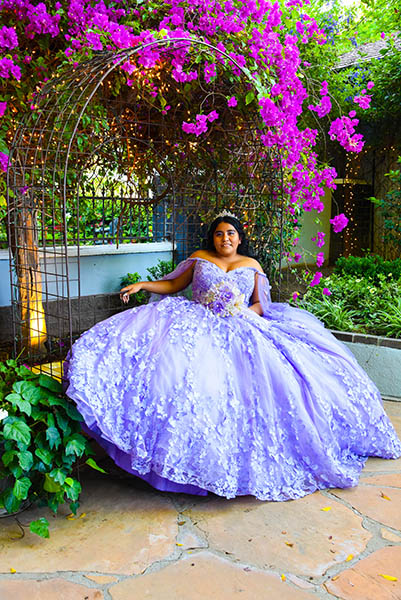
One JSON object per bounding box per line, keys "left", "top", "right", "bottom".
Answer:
{"left": 0, "top": 0, "right": 370, "bottom": 289}
{"left": 0, "top": 151, "right": 9, "bottom": 172}
{"left": 353, "top": 94, "right": 371, "bottom": 110}
{"left": 316, "top": 252, "right": 324, "bottom": 267}
{"left": 330, "top": 213, "right": 349, "bottom": 233}
{"left": 0, "top": 25, "right": 18, "bottom": 49}
{"left": 309, "top": 271, "right": 323, "bottom": 287}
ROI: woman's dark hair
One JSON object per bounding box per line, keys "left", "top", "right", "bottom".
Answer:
{"left": 205, "top": 216, "right": 255, "bottom": 257}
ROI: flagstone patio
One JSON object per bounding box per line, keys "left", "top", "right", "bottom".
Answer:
{"left": 0, "top": 400, "right": 400, "bottom": 600}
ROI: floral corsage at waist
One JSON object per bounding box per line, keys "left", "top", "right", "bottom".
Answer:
{"left": 199, "top": 280, "right": 246, "bottom": 317}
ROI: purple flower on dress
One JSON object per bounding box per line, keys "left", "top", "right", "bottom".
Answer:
{"left": 200, "top": 280, "right": 245, "bottom": 317}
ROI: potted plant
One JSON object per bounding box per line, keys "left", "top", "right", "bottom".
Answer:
{"left": 0, "top": 359, "right": 104, "bottom": 537}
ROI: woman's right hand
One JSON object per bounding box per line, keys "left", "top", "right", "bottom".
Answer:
{"left": 120, "top": 283, "right": 143, "bottom": 304}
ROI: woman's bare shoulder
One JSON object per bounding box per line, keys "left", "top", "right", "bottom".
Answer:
{"left": 246, "top": 257, "right": 264, "bottom": 273}
{"left": 190, "top": 249, "right": 212, "bottom": 259}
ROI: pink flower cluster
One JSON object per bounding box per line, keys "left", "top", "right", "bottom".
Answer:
{"left": 330, "top": 213, "right": 349, "bottom": 233}
{"left": 182, "top": 111, "right": 219, "bottom": 136}
{"left": 311, "top": 232, "right": 325, "bottom": 248}
{"left": 0, "top": 56, "right": 21, "bottom": 80}
{"left": 308, "top": 79, "right": 332, "bottom": 118}
{"left": 0, "top": 25, "right": 18, "bottom": 49}
{"left": 0, "top": 151, "right": 9, "bottom": 172}
{"left": 353, "top": 81, "right": 374, "bottom": 110}
{"left": 0, "top": 0, "right": 368, "bottom": 290}
{"left": 328, "top": 115, "right": 364, "bottom": 152}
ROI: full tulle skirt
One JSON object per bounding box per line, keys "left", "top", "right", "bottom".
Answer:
{"left": 64, "top": 296, "right": 401, "bottom": 500}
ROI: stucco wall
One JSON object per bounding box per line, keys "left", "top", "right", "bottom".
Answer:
{"left": 0, "top": 242, "right": 174, "bottom": 307}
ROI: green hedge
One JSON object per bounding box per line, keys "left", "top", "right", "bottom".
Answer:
{"left": 334, "top": 255, "right": 401, "bottom": 281}
{"left": 298, "top": 271, "right": 401, "bottom": 338}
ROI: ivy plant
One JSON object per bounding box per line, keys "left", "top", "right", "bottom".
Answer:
{"left": 0, "top": 360, "right": 105, "bottom": 538}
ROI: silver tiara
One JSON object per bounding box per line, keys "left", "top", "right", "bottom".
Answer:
{"left": 215, "top": 209, "right": 238, "bottom": 220}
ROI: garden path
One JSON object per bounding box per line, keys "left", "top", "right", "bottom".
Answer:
{"left": 0, "top": 400, "right": 400, "bottom": 600}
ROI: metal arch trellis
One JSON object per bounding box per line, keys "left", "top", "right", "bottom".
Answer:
{"left": 6, "top": 35, "right": 287, "bottom": 368}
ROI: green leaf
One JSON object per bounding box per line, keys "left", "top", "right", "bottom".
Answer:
{"left": 9, "top": 463, "right": 22, "bottom": 479}
{"left": 15, "top": 365, "right": 37, "bottom": 380}
{"left": 1, "top": 487, "right": 21, "bottom": 514}
{"left": 43, "top": 473, "right": 62, "bottom": 493}
{"left": 3, "top": 417, "right": 31, "bottom": 445}
{"left": 6, "top": 393, "right": 32, "bottom": 416}
{"left": 13, "top": 380, "right": 36, "bottom": 397}
{"left": 85, "top": 458, "right": 107, "bottom": 474}
{"left": 49, "top": 467, "right": 67, "bottom": 485}
{"left": 2, "top": 450, "right": 16, "bottom": 467}
{"left": 46, "top": 426, "right": 61, "bottom": 450}
{"left": 47, "top": 394, "right": 68, "bottom": 408}
{"left": 65, "top": 434, "right": 86, "bottom": 457}
{"left": 18, "top": 450, "right": 33, "bottom": 471}
{"left": 55, "top": 412, "right": 71, "bottom": 435}
{"left": 38, "top": 374, "right": 63, "bottom": 394}
{"left": 22, "top": 385, "right": 43, "bottom": 405}
{"left": 35, "top": 448, "right": 53, "bottom": 466}
{"left": 47, "top": 495, "right": 61, "bottom": 514}
{"left": 245, "top": 91, "right": 255, "bottom": 105}
{"left": 69, "top": 500, "right": 80, "bottom": 514}
{"left": 13, "top": 477, "right": 32, "bottom": 500}
{"left": 64, "top": 402, "right": 83, "bottom": 422}
{"left": 30, "top": 517, "right": 49, "bottom": 538}
{"left": 64, "top": 478, "right": 81, "bottom": 501}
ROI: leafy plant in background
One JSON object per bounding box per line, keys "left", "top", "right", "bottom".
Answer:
{"left": 297, "top": 256, "right": 401, "bottom": 338}
{"left": 120, "top": 272, "right": 149, "bottom": 305}
{"left": 146, "top": 260, "right": 175, "bottom": 281}
{"left": 120, "top": 259, "right": 176, "bottom": 306}
{"left": 335, "top": 252, "right": 401, "bottom": 281}
{"left": 0, "top": 360, "right": 104, "bottom": 538}
{"left": 301, "top": 295, "right": 358, "bottom": 332}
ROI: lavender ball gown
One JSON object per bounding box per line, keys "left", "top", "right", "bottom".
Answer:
{"left": 64, "top": 258, "right": 401, "bottom": 500}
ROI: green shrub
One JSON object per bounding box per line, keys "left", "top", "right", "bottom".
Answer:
{"left": 0, "top": 360, "right": 104, "bottom": 537}
{"left": 297, "top": 272, "right": 401, "bottom": 337}
{"left": 146, "top": 260, "right": 176, "bottom": 281}
{"left": 334, "top": 255, "right": 401, "bottom": 281}
{"left": 120, "top": 272, "right": 149, "bottom": 305}
{"left": 120, "top": 260, "right": 176, "bottom": 306}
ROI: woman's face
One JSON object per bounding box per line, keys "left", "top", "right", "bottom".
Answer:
{"left": 213, "top": 221, "right": 241, "bottom": 257}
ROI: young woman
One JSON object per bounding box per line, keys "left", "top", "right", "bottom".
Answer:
{"left": 64, "top": 212, "right": 401, "bottom": 500}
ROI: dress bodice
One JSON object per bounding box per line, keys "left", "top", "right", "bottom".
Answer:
{"left": 191, "top": 258, "right": 257, "bottom": 305}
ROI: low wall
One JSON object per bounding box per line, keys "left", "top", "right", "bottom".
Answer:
{"left": 0, "top": 242, "right": 173, "bottom": 344}
{"left": 332, "top": 330, "right": 401, "bottom": 400}
{"left": 0, "top": 241, "right": 173, "bottom": 307}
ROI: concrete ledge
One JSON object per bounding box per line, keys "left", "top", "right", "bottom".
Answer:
{"left": 332, "top": 330, "right": 401, "bottom": 400}
{"left": 332, "top": 329, "right": 401, "bottom": 350}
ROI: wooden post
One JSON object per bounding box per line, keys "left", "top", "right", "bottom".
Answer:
{"left": 15, "top": 207, "right": 47, "bottom": 354}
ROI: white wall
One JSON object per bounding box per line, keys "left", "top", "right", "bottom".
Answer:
{"left": 0, "top": 242, "right": 174, "bottom": 307}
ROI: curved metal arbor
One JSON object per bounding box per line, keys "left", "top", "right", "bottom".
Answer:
{"left": 7, "top": 37, "right": 285, "bottom": 365}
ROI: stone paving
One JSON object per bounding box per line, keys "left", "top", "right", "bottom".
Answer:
{"left": 0, "top": 400, "right": 401, "bottom": 600}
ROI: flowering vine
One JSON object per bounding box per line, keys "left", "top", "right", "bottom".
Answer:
{"left": 0, "top": 0, "right": 375, "bottom": 287}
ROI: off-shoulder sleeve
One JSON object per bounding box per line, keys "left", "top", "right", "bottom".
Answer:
{"left": 255, "top": 271, "right": 271, "bottom": 315}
